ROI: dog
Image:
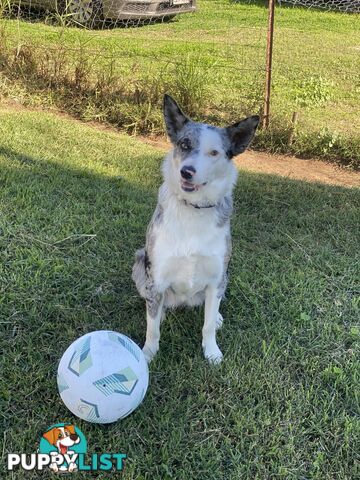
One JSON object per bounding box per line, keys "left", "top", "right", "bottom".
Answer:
{"left": 132, "top": 94, "right": 259, "bottom": 364}
{"left": 42, "top": 424, "right": 80, "bottom": 473}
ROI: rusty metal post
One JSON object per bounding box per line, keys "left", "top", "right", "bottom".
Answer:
{"left": 263, "top": 0, "right": 276, "bottom": 129}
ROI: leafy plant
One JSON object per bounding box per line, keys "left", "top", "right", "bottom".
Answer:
{"left": 165, "top": 54, "right": 214, "bottom": 118}
{"left": 316, "top": 127, "right": 340, "bottom": 155}
{"left": 294, "top": 76, "right": 333, "bottom": 108}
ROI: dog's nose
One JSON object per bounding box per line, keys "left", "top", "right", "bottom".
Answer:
{"left": 70, "top": 434, "right": 78, "bottom": 441}
{"left": 180, "top": 165, "right": 196, "bottom": 180}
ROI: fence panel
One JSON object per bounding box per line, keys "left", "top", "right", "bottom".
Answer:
{"left": 0, "top": 0, "right": 359, "bottom": 166}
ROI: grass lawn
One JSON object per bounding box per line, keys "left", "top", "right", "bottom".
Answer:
{"left": 0, "top": 0, "right": 360, "bottom": 166}
{"left": 0, "top": 108, "right": 359, "bottom": 479}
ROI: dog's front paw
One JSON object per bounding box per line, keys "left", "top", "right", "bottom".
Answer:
{"left": 68, "top": 463, "right": 77, "bottom": 473}
{"left": 203, "top": 342, "right": 223, "bottom": 364}
{"left": 142, "top": 343, "right": 158, "bottom": 363}
{"left": 216, "top": 313, "right": 224, "bottom": 331}
{"left": 50, "top": 463, "right": 59, "bottom": 473}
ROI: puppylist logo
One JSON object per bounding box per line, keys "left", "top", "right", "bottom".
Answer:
{"left": 7, "top": 423, "right": 126, "bottom": 473}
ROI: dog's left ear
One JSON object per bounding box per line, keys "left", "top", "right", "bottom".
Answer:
{"left": 163, "top": 94, "right": 190, "bottom": 143}
{"left": 225, "top": 115, "right": 260, "bottom": 158}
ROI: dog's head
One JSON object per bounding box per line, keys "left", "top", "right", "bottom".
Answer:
{"left": 163, "top": 94, "right": 259, "bottom": 203}
{"left": 42, "top": 425, "right": 80, "bottom": 455}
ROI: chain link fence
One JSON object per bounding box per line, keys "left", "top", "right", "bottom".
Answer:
{"left": 0, "top": 1, "right": 267, "bottom": 128}
{"left": 0, "top": 0, "right": 359, "bottom": 167}
{"left": 279, "top": 0, "right": 360, "bottom": 13}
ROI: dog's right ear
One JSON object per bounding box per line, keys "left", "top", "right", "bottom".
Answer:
{"left": 225, "top": 115, "right": 260, "bottom": 158}
{"left": 65, "top": 425, "right": 76, "bottom": 435}
{"left": 43, "top": 428, "right": 57, "bottom": 446}
{"left": 163, "top": 94, "right": 190, "bottom": 143}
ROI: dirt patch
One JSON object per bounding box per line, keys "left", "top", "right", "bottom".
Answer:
{"left": 235, "top": 150, "right": 360, "bottom": 189}
{"left": 1, "top": 101, "right": 359, "bottom": 189}
{"left": 139, "top": 137, "right": 360, "bottom": 189}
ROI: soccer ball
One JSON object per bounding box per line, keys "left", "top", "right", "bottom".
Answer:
{"left": 57, "top": 330, "right": 149, "bottom": 424}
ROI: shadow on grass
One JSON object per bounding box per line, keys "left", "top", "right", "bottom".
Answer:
{"left": 1, "top": 143, "right": 359, "bottom": 478}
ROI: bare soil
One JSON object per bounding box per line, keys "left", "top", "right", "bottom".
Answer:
{"left": 235, "top": 150, "right": 360, "bottom": 189}
{"left": 1, "top": 101, "right": 359, "bottom": 189}
{"left": 141, "top": 137, "right": 360, "bottom": 189}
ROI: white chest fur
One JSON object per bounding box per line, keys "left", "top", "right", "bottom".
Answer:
{"left": 152, "top": 198, "right": 228, "bottom": 296}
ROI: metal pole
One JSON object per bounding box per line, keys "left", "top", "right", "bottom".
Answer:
{"left": 263, "top": 0, "right": 275, "bottom": 129}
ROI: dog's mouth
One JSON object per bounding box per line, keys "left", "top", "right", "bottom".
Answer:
{"left": 59, "top": 443, "right": 68, "bottom": 455}
{"left": 180, "top": 179, "right": 207, "bottom": 192}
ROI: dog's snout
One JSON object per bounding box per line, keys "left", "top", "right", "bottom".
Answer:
{"left": 180, "top": 165, "right": 196, "bottom": 180}
{"left": 70, "top": 434, "right": 78, "bottom": 441}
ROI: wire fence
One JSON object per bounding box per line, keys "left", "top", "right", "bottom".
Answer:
{"left": 0, "top": 1, "right": 267, "bottom": 121}
{"left": 279, "top": 0, "right": 360, "bottom": 13}
{"left": 0, "top": 0, "right": 359, "bottom": 166}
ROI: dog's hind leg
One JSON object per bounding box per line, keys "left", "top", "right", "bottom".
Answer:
{"left": 143, "top": 293, "right": 164, "bottom": 363}
{"left": 132, "top": 249, "right": 147, "bottom": 298}
{"left": 202, "top": 285, "right": 223, "bottom": 364}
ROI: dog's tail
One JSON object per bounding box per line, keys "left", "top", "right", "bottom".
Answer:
{"left": 132, "top": 248, "right": 147, "bottom": 298}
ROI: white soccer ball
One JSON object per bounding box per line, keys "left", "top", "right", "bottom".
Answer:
{"left": 57, "top": 330, "right": 149, "bottom": 424}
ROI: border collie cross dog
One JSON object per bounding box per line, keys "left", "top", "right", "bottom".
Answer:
{"left": 132, "top": 95, "right": 259, "bottom": 364}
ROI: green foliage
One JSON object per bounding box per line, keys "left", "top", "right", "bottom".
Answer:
{"left": 255, "top": 121, "right": 360, "bottom": 169}
{"left": 0, "top": 0, "right": 359, "bottom": 167}
{"left": 315, "top": 127, "right": 341, "bottom": 154}
{"left": 0, "top": 109, "right": 359, "bottom": 479}
{"left": 0, "top": 0, "right": 11, "bottom": 18}
{"left": 165, "top": 54, "right": 214, "bottom": 118}
{"left": 294, "top": 76, "right": 333, "bottom": 108}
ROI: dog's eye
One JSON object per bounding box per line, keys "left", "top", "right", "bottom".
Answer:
{"left": 58, "top": 433, "right": 62, "bottom": 439}
{"left": 209, "top": 150, "right": 219, "bottom": 157}
{"left": 179, "top": 139, "right": 191, "bottom": 151}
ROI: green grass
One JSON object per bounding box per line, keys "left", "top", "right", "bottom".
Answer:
{"left": 0, "top": 0, "right": 359, "bottom": 166}
{"left": 0, "top": 108, "right": 359, "bottom": 479}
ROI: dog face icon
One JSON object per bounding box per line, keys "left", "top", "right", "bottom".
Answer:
{"left": 42, "top": 424, "right": 80, "bottom": 472}
{"left": 43, "top": 425, "right": 80, "bottom": 455}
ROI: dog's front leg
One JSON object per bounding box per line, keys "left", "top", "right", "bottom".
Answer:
{"left": 143, "top": 292, "right": 164, "bottom": 363}
{"left": 68, "top": 462, "right": 77, "bottom": 472}
{"left": 203, "top": 285, "right": 223, "bottom": 364}
{"left": 49, "top": 463, "right": 59, "bottom": 473}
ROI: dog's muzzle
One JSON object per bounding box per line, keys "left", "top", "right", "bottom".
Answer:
{"left": 180, "top": 179, "right": 207, "bottom": 192}
{"left": 181, "top": 179, "right": 197, "bottom": 192}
